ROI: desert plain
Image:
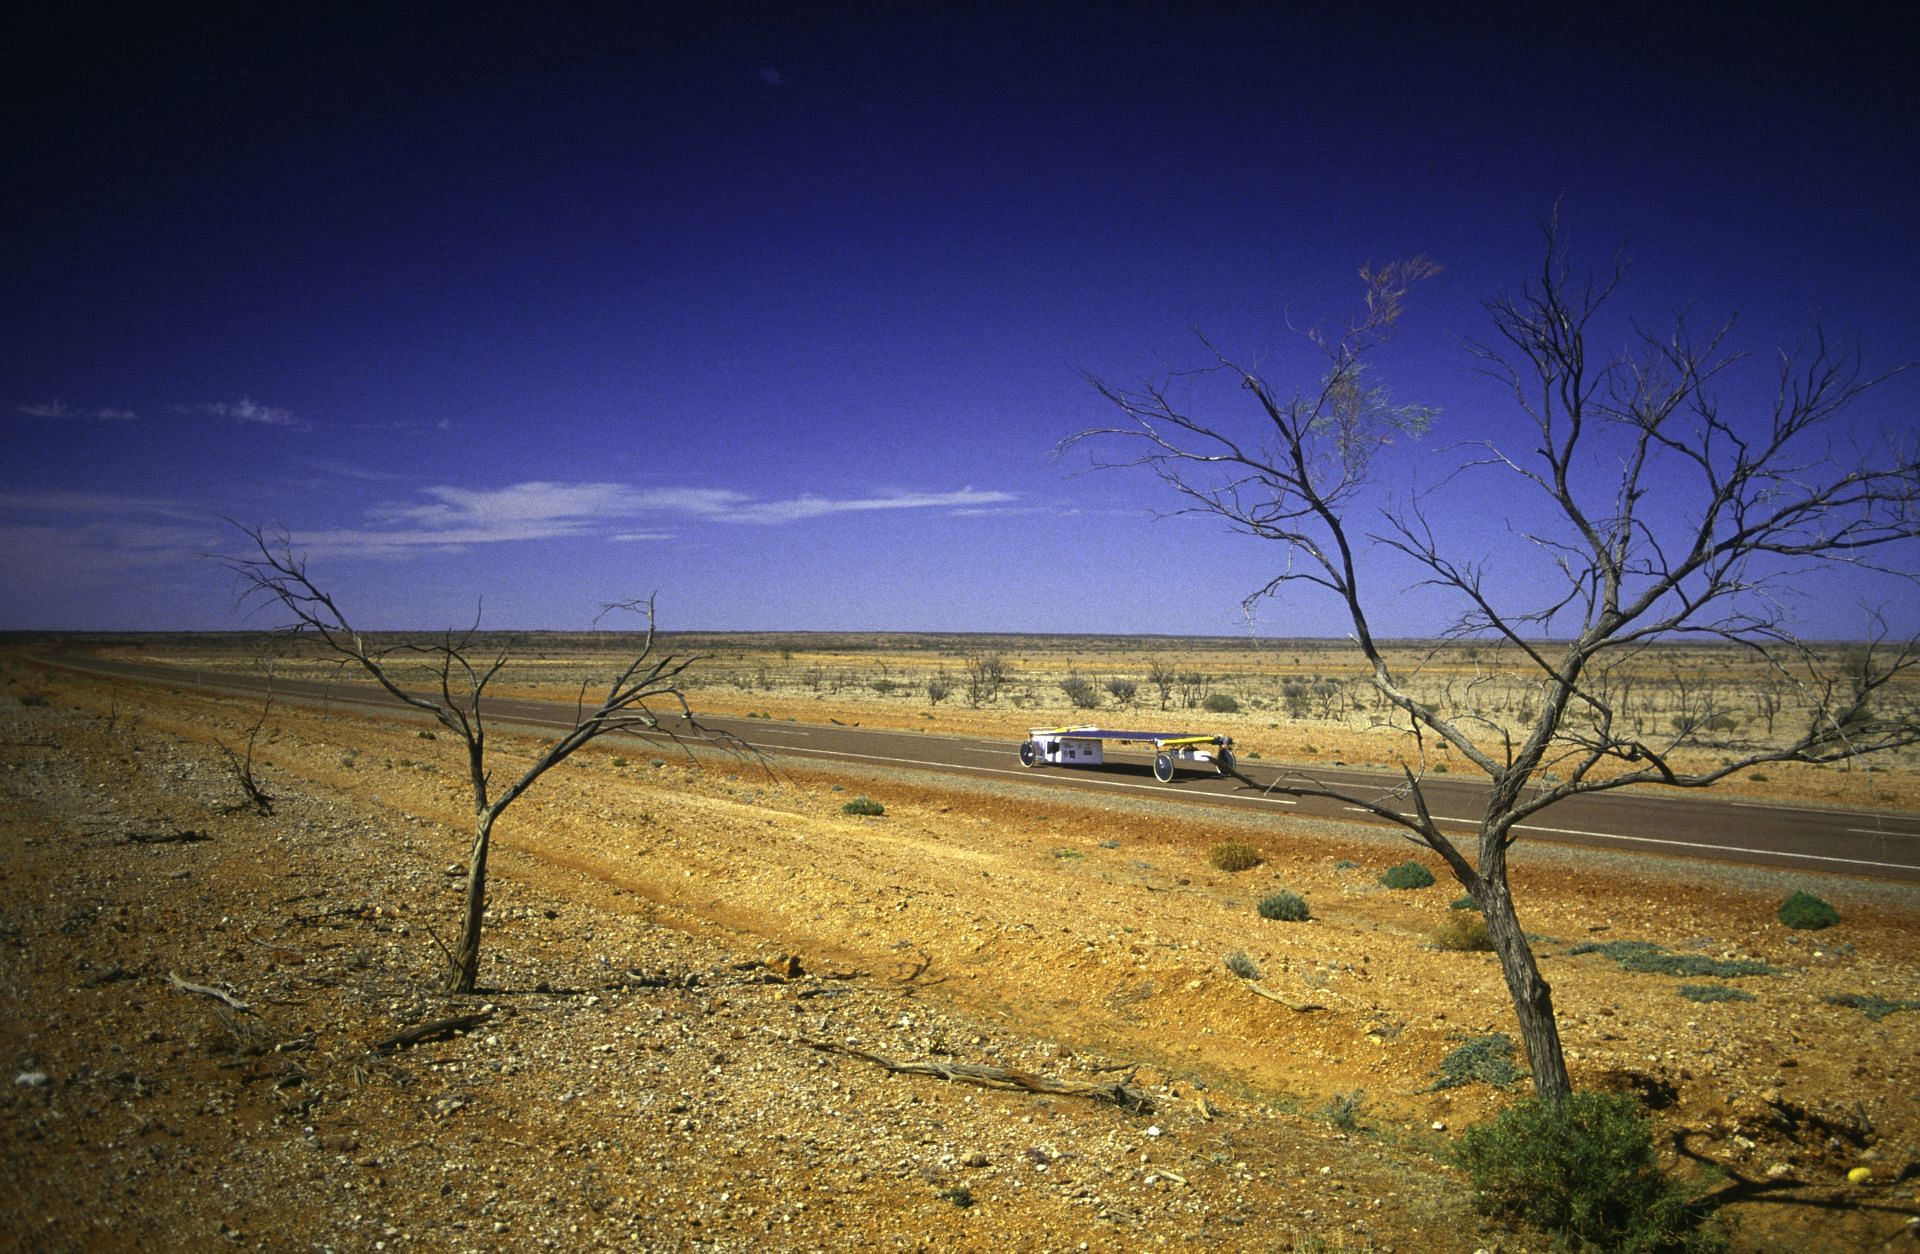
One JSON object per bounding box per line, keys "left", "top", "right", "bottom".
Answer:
{"left": 2, "top": 633, "right": 1917, "bottom": 1250}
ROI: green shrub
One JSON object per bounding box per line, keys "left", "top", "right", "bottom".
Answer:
{"left": 1202, "top": 692, "right": 1240, "bottom": 714}
{"left": 1223, "top": 950, "right": 1262, "bottom": 979}
{"left": 1429, "top": 1034, "right": 1524, "bottom": 1091}
{"left": 1380, "top": 861, "right": 1436, "bottom": 890}
{"left": 1432, "top": 912, "right": 1495, "bottom": 952}
{"left": 1825, "top": 992, "right": 1920, "bottom": 1020}
{"left": 1059, "top": 675, "right": 1100, "bottom": 709}
{"left": 1258, "top": 891, "right": 1310, "bottom": 922}
{"left": 841, "top": 796, "right": 885, "bottom": 816}
{"left": 1678, "top": 984, "right": 1755, "bottom": 1005}
{"left": 1454, "top": 1091, "right": 1725, "bottom": 1251}
{"left": 1209, "top": 841, "right": 1262, "bottom": 872}
{"left": 1570, "top": 940, "right": 1779, "bottom": 978}
{"left": 1450, "top": 893, "right": 1480, "bottom": 910}
{"left": 1777, "top": 890, "right": 1839, "bottom": 930}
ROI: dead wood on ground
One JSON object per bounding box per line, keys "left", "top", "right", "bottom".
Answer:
{"left": 1243, "top": 981, "right": 1325, "bottom": 1013}
{"left": 803, "top": 1038, "right": 1155, "bottom": 1114}
{"left": 166, "top": 971, "right": 251, "bottom": 1013}
{"left": 372, "top": 1010, "right": 494, "bottom": 1054}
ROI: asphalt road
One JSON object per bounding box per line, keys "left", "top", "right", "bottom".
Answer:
{"left": 41, "top": 654, "right": 1920, "bottom": 884}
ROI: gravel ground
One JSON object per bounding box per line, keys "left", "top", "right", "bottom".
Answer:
{"left": 4, "top": 654, "right": 1918, "bottom": 1250}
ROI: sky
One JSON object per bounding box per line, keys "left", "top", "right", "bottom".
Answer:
{"left": 4, "top": 1, "right": 1916, "bottom": 637}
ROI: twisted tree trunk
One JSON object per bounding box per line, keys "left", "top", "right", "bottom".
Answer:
{"left": 448, "top": 812, "right": 494, "bottom": 993}
{"left": 1478, "top": 838, "right": 1571, "bottom": 1103}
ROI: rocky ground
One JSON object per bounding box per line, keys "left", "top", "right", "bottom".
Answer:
{"left": 3, "top": 650, "right": 1919, "bottom": 1250}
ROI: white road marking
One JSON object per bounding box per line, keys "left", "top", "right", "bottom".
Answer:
{"left": 47, "top": 657, "right": 1920, "bottom": 873}
{"left": 1342, "top": 808, "right": 1920, "bottom": 873}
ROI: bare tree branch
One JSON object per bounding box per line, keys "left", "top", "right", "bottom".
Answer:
{"left": 1066, "top": 221, "right": 1920, "bottom": 1103}
{"left": 215, "top": 523, "right": 727, "bottom": 993}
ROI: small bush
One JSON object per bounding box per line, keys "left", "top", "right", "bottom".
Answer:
{"left": 1223, "top": 950, "right": 1262, "bottom": 980}
{"left": 1429, "top": 1033, "right": 1524, "bottom": 1091}
{"left": 1202, "top": 692, "right": 1240, "bottom": 714}
{"left": 1679, "top": 984, "right": 1755, "bottom": 1005}
{"left": 1778, "top": 891, "right": 1839, "bottom": 930}
{"left": 1258, "top": 890, "right": 1310, "bottom": 922}
{"left": 1454, "top": 1091, "right": 1725, "bottom": 1251}
{"left": 415, "top": 729, "right": 436, "bottom": 739}
{"left": 1209, "top": 841, "right": 1262, "bottom": 872}
{"left": 841, "top": 796, "right": 885, "bottom": 816}
{"left": 1380, "top": 861, "right": 1436, "bottom": 890}
{"left": 1060, "top": 675, "right": 1100, "bottom": 709}
{"left": 1825, "top": 992, "right": 1920, "bottom": 1020}
{"left": 1432, "top": 913, "right": 1495, "bottom": 952}
{"left": 1450, "top": 894, "right": 1480, "bottom": 910}
{"left": 1570, "top": 940, "right": 1779, "bottom": 978}
{"left": 650, "top": 758, "right": 666, "bottom": 768}
{"left": 1322, "top": 1089, "right": 1366, "bottom": 1133}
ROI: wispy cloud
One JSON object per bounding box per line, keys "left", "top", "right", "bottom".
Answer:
{"left": 311, "top": 459, "right": 413, "bottom": 483}
{"left": 16, "top": 400, "right": 137, "bottom": 420}
{"left": 180, "top": 396, "right": 302, "bottom": 427}
{"left": 0, "top": 488, "right": 203, "bottom": 520}
{"left": 757, "top": 66, "right": 789, "bottom": 87}
{"left": 0, "top": 490, "right": 217, "bottom": 583}
{"left": 719, "top": 488, "right": 1016, "bottom": 524}
{"left": 291, "top": 480, "right": 1018, "bottom": 558}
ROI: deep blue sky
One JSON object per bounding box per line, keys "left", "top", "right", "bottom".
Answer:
{"left": 5, "top": 2, "right": 1915, "bottom": 635}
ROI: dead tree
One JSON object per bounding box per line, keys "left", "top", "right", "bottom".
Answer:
{"left": 1065, "top": 224, "right": 1920, "bottom": 1103}
{"left": 221, "top": 524, "right": 712, "bottom": 994}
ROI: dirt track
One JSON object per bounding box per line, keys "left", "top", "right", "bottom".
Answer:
{"left": 4, "top": 651, "right": 1919, "bottom": 1249}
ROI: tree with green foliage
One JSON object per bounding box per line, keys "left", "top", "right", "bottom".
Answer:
{"left": 1066, "top": 221, "right": 1920, "bottom": 1103}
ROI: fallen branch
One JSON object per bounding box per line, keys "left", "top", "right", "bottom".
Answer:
{"left": 167, "top": 971, "right": 251, "bottom": 1014}
{"left": 1243, "top": 981, "right": 1324, "bottom": 1013}
{"left": 372, "top": 1010, "right": 493, "bottom": 1054}
{"left": 804, "top": 1039, "right": 1154, "bottom": 1114}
